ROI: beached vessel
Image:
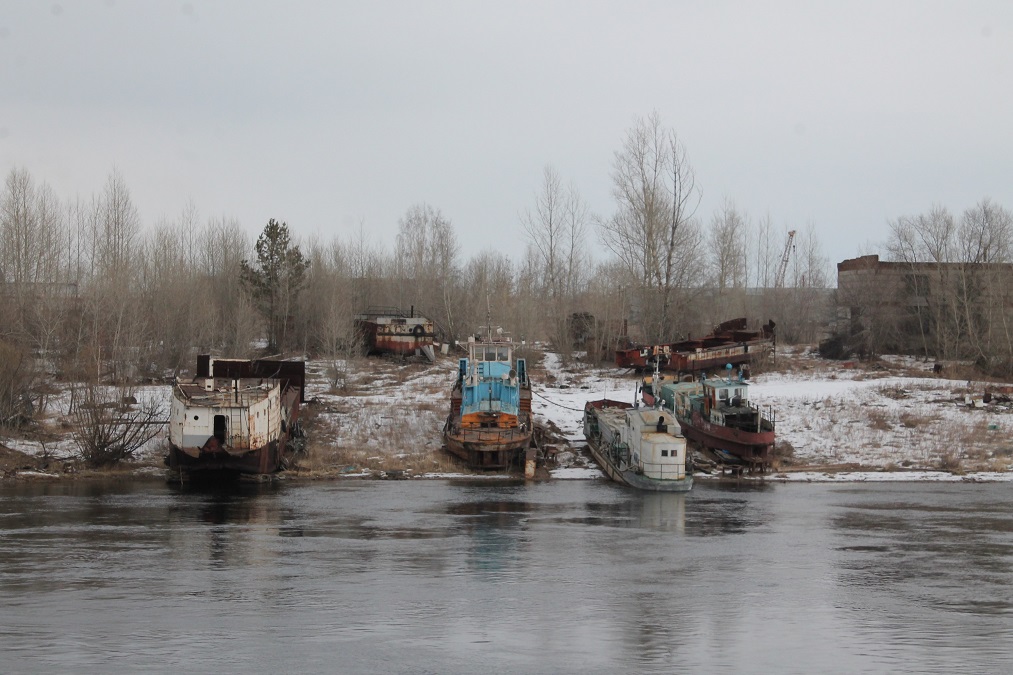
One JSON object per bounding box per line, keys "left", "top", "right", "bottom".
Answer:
{"left": 443, "top": 334, "right": 532, "bottom": 469}
{"left": 355, "top": 306, "right": 436, "bottom": 361}
{"left": 647, "top": 366, "right": 775, "bottom": 471}
{"left": 166, "top": 356, "right": 305, "bottom": 479}
{"left": 616, "top": 317, "right": 775, "bottom": 373}
{"left": 582, "top": 399, "right": 692, "bottom": 491}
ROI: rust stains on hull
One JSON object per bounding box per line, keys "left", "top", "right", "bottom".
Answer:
{"left": 166, "top": 356, "right": 305, "bottom": 481}
{"left": 355, "top": 306, "right": 435, "bottom": 357}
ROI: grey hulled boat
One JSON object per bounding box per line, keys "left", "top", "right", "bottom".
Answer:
{"left": 583, "top": 399, "right": 693, "bottom": 492}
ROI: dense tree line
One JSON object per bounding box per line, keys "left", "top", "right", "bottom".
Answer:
{"left": 0, "top": 115, "right": 832, "bottom": 426}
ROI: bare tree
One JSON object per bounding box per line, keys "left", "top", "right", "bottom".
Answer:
{"left": 521, "top": 166, "right": 590, "bottom": 359}
{"left": 705, "top": 199, "right": 749, "bottom": 324}
{"left": 598, "top": 112, "right": 704, "bottom": 341}
{"left": 394, "top": 204, "right": 461, "bottom": 340}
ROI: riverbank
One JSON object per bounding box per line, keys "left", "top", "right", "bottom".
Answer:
{"left": 4, "top": 347, "right": 1013, "bottom": 482}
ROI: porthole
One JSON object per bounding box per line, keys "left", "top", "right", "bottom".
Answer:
{"left": 193, "top": 415, "right": 199, "bottom": 421}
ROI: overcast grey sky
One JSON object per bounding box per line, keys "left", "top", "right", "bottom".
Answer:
{"left": 2, "top": 1, "right": 1012, "bottom": 266}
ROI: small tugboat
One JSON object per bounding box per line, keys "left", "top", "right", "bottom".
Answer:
{"left": 653, "top": 365, "right": 775, "bottom": 471}
{"left": 443, "top": 333, "right": 532, "bottom": 470}
{"left": 166, "top": 356, "right": 305, "bottom": 480}
{"left": 582, "top": 399, "right": 692, "bottom": 491}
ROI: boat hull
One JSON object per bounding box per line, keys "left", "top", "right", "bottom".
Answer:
{"left": 586, "top": 438, "right": 693, "bottom": 492}
{"left": 679, "top": 411, "right": 775, "bottom": 468}
{"left": 443, "top": 419, "right": 532, "bottom": 470}
{"left": 583, "top": 399, "right": 693, "bottom": 492}
{"left": 166, "top": 356, "right": 304, "bottom": 480}
{"left": 167, "top": 439, "right": 285, "bottom": 476}
{"left": 616, "top": 318, "right": 775, "bottom": 373}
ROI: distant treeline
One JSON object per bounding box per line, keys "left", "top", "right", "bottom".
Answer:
{"left": 0, "top": 115, "right": 833, "bottom": 421}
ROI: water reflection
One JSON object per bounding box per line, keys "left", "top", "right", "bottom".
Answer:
{"left": 448, "top": 496, "right": 533, "bottom": 575}
{"left": 2, "top": 480, "right": 1012, "bottom": 673}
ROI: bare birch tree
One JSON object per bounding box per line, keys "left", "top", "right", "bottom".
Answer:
{"left": 598, "top": 112, "right": 703, "bottom": 342}
{"left": 521, "top": 165, "right": 590, "bottom": 359}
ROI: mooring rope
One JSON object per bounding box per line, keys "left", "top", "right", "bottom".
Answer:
{"left": 530, "top": 388, "right": 592, "bottom": 412}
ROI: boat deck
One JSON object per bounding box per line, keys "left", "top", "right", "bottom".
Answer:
{"left": 174, "top": 379, "right": 276, "bottom": 408}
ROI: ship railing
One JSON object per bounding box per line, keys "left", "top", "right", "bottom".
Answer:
{"left": 728, "top": 399, "right": 776, "bottom": 432}
{"left": 638, "top": 461, "right": 688, "bottom": 479}
{"left": 448, "top": 425, "right": 531, "bottom": 444}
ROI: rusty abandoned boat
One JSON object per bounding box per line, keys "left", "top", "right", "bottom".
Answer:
{"left": 583, "top": 399, "right": 692, "bottom": 491}
{"left": 643, "top": 364, "right": 775, "bottom": 472}
{"left": 443, "top": 334, "right": 532, "bottom": 470}
{"left": 166, "top": 355, "right": 305, "bottom": 479}
{"left": 616, "top": 317, "right": 775, "bottom": 373}
{"left": 355, "top": 306, "right": 436, "bottom": 361}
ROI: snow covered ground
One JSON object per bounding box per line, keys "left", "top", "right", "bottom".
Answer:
{"left": 4, "top": 347, "right": 1013, "bottom": 482}
{"left": 531, "top": 348, "right": 1013, "bottom": 482}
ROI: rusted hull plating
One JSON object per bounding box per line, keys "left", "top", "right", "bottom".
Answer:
{"left": 616, "top": 318, "right": 775, "bottom": 372}
{"left": 167, "top": 387, "right": 301, "bottom": 477}
{"left": 443, "top": 421, "right": 533, "bottom": 470}
{"left": 679, "top": 410, "right": 775, "bottom": 468}
{"left": 167, "top": 357, "right": 304, "bottom": 479}
{"left": 167, "top": 439, "right": 284, "bottom": 475}
{"left": 355, "top": 308, "right": 435, "bottom": 357}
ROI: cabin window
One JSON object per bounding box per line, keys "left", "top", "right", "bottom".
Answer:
{"left": 661, "top": 450, "right": 669, "bottom": 457}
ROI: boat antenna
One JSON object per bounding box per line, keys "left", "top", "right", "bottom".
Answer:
{"left": 485, "top": 293, "right": 492, "bottom": 341}
{"left": 652, "top": 357, "right": 662, "bottom": 409}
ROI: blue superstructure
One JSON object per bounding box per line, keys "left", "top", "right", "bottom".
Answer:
{"left": 445, "top": 336, "right": 533, "bottom": 469}
{"left": 457, "top": 345, "right": 527, "bottom": 419}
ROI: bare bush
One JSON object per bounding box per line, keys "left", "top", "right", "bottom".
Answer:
{"left": 72, "top": 386, "right": 165, "bottom": 467}
{"left": 935, "top": 452, "right": 963, "bottom": 474}
{"left": 0, "top": 340, "right": 37, "bottom": 428}
{"left": 867, "top": 409, "right": 892, "bottom": 431}
{"left": 772, "top": 440, "right": 795, "bottom": 467}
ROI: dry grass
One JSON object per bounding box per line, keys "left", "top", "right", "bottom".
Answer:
{"left": 867, "top": 409, "right": 892, "bottom": 431}
{"left": 936, "top": 452, "right": 964, "bottom": 474}
{"left": 772, "top": 440, "right": 796, "bottom": 467}
{"left": 287, "top": 356, "right": 470, "bottom": 477}
{"left": 898, "top": 412, "right": 935, "bottom": 428}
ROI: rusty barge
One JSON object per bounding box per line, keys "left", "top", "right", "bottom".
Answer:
{"left": 355, "top": 306, "right": 436, "bottom": 361}
{"left": 166, "top": 356, "right": 305, "bottom": 479}
{"left": 443, "top": 335, "right": 532, "bottom": 470}
{"left": 616, "top": 317, "right": 775, "bottom": 373}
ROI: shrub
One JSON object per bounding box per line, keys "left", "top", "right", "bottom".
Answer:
{"left": 0, "top": 340, "right": 36, "bottom": 428}
{"left": 72, "top": 385, "right": 165, "bottom": 467}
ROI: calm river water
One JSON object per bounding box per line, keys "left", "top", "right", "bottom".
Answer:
{"left": 1, "top": 478, "right": 1011, "bottom": 674}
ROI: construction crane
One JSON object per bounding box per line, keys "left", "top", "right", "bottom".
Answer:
{"left": 774, "top": 230, "right": 796, "bottom": 289}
